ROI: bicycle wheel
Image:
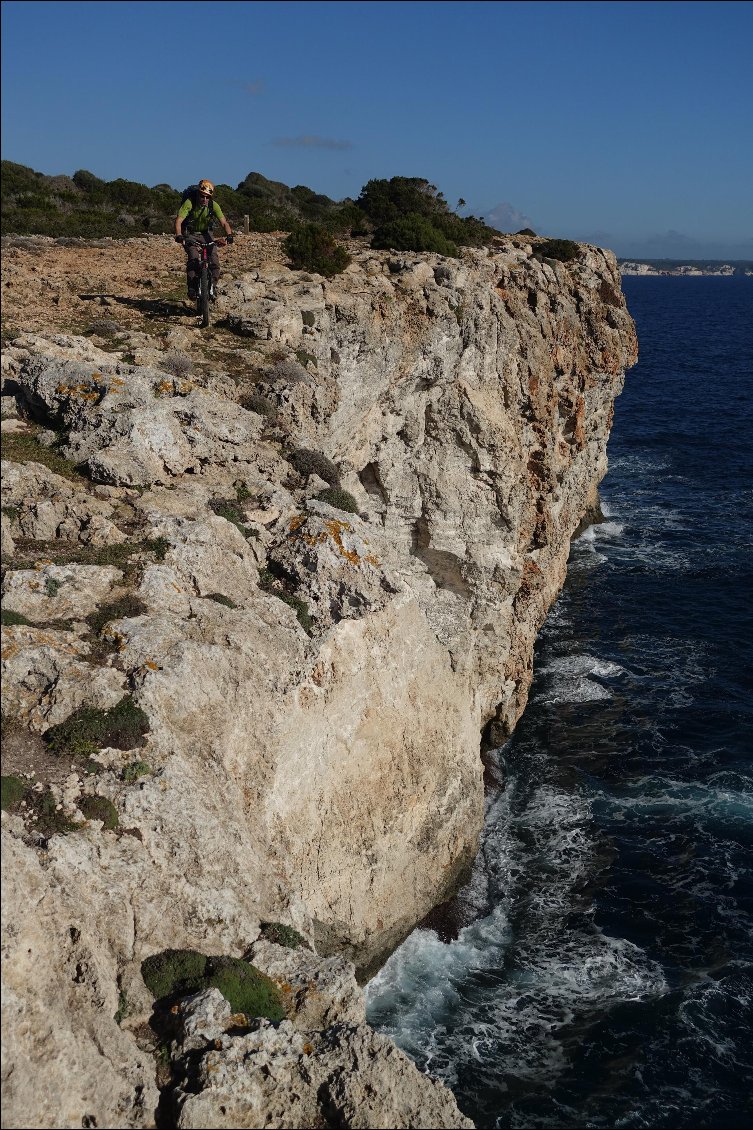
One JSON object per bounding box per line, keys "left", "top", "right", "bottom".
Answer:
{"left": 200, "top": 263, "right": 210, "bottom": 327}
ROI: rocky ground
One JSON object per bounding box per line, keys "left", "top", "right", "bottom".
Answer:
{"left": 1, "top": 230, "right": 635, "bottom": 1128}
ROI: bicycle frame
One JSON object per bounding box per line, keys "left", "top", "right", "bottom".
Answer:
{"left": 184, "top": 233, "right": 223, "bottom": 328}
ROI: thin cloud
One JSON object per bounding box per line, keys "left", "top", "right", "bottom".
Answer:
{"left": 244, "top": 80, "right": 265, "bottom": 96}
{"left": 272, "top": 135, "right": 354, "bottom": 151}
{"left": 484, "top": 201, "right": 535, "bottom": 233}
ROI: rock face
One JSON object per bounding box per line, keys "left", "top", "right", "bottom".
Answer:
{"left": 1, "top": 233, "right": 636, "bottom": 1128}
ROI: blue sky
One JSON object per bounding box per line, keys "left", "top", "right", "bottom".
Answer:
{"left": 2, "top": 0, "right": 752, "bottom": 257}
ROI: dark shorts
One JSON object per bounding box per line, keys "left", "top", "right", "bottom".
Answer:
{"left": 184, "top": 232, "right": 221, "bottom": 284}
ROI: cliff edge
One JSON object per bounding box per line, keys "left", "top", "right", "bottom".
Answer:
{"left": 1, "top": 232, "right": 636, "bottom": 1128}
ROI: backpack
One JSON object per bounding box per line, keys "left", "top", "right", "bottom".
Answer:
{"left": 180, "top": 185, "right": 215, "bottom": 233}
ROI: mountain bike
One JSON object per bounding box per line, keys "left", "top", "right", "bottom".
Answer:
{"left": 181, "top": 233, "right": 227, "bottom": 327}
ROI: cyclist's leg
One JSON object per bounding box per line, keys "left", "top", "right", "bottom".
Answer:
{"left": 185, "top": 235, "right": 201, "bottom": 297}
{"left": 209, "top": 241, "right": 221, "bottom": 287}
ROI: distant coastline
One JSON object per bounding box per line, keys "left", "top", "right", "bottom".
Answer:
{"left": 618, "top": 258, "right": 752, "bottom": 277}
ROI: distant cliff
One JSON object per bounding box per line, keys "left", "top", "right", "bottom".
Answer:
{"left": 1, "top": 232, "right": 636, "bottom": 1128}
{"left": 619, "top": 258, "right": 753, "bottom": 276}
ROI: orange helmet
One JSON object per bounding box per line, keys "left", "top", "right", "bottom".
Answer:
{"left": 197, "top": 179, "right": 215, "bottom": 197}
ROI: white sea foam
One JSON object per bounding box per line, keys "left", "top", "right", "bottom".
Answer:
{"left": 578, "top": 519, "right": 625, "bottom": 542}
{"left": 367, "top": 763, "right": 668, "bottom": 1095}
{"left": 535, "top": 652, "right": 624, "bottom": 704}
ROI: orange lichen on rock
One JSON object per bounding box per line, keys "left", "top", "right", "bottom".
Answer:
{"left": 285, "top": 514, "right": 381, "bottom": 569}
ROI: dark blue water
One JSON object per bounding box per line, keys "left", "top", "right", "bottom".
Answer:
{"left": 367, "top": 278, "right": 753, "bottom": 1128}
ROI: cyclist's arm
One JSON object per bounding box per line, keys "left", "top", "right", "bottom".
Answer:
{"left": 214, "top": 201, "right": 233, "bottom": 238}
{"left": 175, "top": 200, "right": 192, "bottom": 237}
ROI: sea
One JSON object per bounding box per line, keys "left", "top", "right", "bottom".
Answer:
{"left": 366, "top": 277, "right": 753, "bottom": 1129}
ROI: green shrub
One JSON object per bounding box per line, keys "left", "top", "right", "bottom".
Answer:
{"left": 295, "top": 349, "right": 317, "bottom": 369}
{"left": 122, "top": 760, "right": 150, "bottom": 783}
{"left": 209, "top": 498, "right": 251, "bottom": 536}
{"left": 371, "top": 213, "right": 458, "bottom": 257}
{"left": 314, "top": 488, "right": 359, "bottom": 514}
{"left": 517, "top": 227, "right": 537, "bottom": 236}
{"left": 162, "top": 351, "right": 193, "bottom": 379}
{"left": 141, "top": 949, "right": 285, "bottom": 1020}
{"left": 535, "top": 238, "right": 580, "bottom": 262}
{"left": 44, "top": 696, "right": 149, "bottom": 757}
{"left": 86, "top": 595, "right": 148, "bottom": 636}
{"left": 1, "top": 609, "right": 34, "bottom": 627}
{"left": 114, "top": 990, "right": 129, "bottom": 1025}
{"left": 28, "top": 788, "right": 79, "bottom": 836}
{"left": 0, "top": 430, "right": 84, "bottom": 480}
{"left": 78, "top": 794, "right": 119, "bottom": 829}
{"left": 288, "top": 448, "right": 340, "bottom": 486}
{"left": 145, "top": 536, "right": 170, "bottom": 562}
{"left": 358, "top": 177, "right": 445, "bottom": 226}
{"left": 1, "top": 774, "right": 27, "bottom": 811}
{"left": 240, "top": 391, "right": 277, "bottom": 418}
{"left": 205, "top": 956, "right": 285, "bottom": 1020}
{"left": 325, "top": 202, "right": 369, "bottom": 236}
{"left": 260, "top": 922, "right": 310, "bottom": 950}
{"left": 358, "top": 176, "right": 496, "bottom": 249}
{"left": 141, "top": 949, "right": 208, "bottom": 1000}
{"left": 283, "top": 223, "right": 352, "bottom": 278}
{"left": 206, "top": 593, "right": 237, "bottom": 609}
{"left": 44, "top": 577, "right": 62, "bottom": 598}
{"left": 85, "top": 318, "right": 120, "bottom": 338}
{"left": 278, "top": 592, "right": 314, "bottom": 635}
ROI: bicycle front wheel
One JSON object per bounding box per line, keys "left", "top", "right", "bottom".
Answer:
{"left": 200, "top": 264, "right": 210, "bottom": 327}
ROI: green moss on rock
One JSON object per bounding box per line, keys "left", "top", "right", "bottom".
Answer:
{"left": 260, "top": 922, "right": 311, "bottom": 950}
{"left": 314, "top": 487, "right": 360, "bottom": 515}
{"left": 44, "top": 695, "right": 149, "bottom": 757}
{"left": 1, "top": 774, "right": 27, "bottom": 811}
{"left": 141, "top": 949, "right": 208, "bottom": 1000}
{"left": 141, "top": 949, "right": 285, "bottom": 1020}
{"left": 205, "top": 956, "right": 285, "bottom": 1020}
{"left": 78, "top": 794, "right": 119, "bottom": 830}
{"left": 1, "top": 609, "right": 34, "bottom": 627}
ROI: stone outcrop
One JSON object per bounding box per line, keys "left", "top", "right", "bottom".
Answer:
{"left": 1, "top": 233, "right": 636, "bottom": 1128}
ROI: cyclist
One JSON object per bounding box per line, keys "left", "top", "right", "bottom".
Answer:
{"left": 174, "top": 179, "right": 234, "bottom": 301}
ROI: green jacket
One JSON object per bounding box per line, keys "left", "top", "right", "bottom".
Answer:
{"left": 178, "top": 197, "right": 226, "bottom": 233}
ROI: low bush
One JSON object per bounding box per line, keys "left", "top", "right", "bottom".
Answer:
{"left": 277, "top": 592, "right": 314, "bottom": 635}
{"left": 288, "top": 448, "right": 340, "bottom": 486}
{"left": 206, "top": 956, "right": 285, "bottom": 1020}
{"left": 28, "top": 787, "right": 79, "bottom": 836}
{"left": 1, "top": 430, "right": 85, "bottom": 480}
{"left": 86, "top": 595, "right": 148, "bottom": 637}
{"left": 85, "top": 319, "right": 120, "bottom": 338}
{"left": 1, "top": 774, "right": 27, "bottom": 811}
{"left": 260, "top": 922, "right": 310, "bottom": 950}
{"left": 162, "top": 351, "right": 193, "bottom": 379}
{"left": 141, "top": 949, "right": 285, "bottom": 1020}
{"left": 209, "top": 498, "right": 251, "bottom": 536}
{"left": 1, "top": 609, "right": 34, "bottom": 627}
{"left": 206, "top": 593, "right": 237, "bottom": 608}
{"left": 78, "top": 794, "right": 119, "bottom": 830}
{"left": 122, "top": 760, "right": 150, "bottom": 783}
{"left": 141, "top": 949, "right": 208, "bottom": 1000}
{"left": 371, "top": 213, "right": 458, "bottom": 257}
{"left": 240, "top": 391, "right": 277, "bottom": 418}
{"left": 535, "top": 238, "right": 580, "bottom": 262}
{"left": 314, "top": 487, "right": 359, "bottom": 514}
{"left": 283, "top": 223, "right": 352, "bottom": 278}
{"left": 145, "top": 536, "right": 170, "bottom": 562}
{"left": 44, "top": 695, "right": 149, "bottom": 757}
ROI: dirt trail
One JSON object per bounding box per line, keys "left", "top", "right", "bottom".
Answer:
{"left": 1, "top": 231, "right": 289, "bottom": 339}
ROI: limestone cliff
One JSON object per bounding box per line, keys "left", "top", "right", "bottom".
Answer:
{"left": 0, "top": 233, "right": 636, "bottom": 1128}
